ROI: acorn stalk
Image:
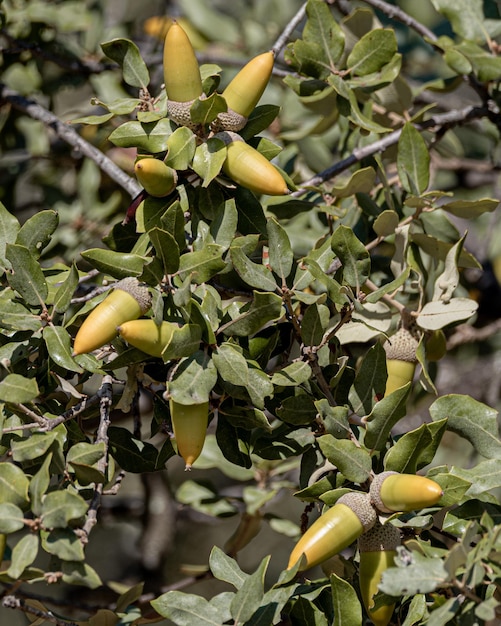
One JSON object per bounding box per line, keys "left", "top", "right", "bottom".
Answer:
{"left": 216, "top": 131, "right": 289, "bottom": 196}
{"left": 287, "top": 492, "right": 377, "bottom": 571}
{"left": 169, "top": 399, "right": 209, "bottom": 469}
{"left": 214, "top": 51, "right": 275, "bottom": 131}
{"left": 358, "top": 521, "right": 400, "bottom": 626}
{"left": 163, "top": 20, "right": 203, "bottom": 127}
{"left": 383, "top": 327, "right": 418, "bottom": 396}
{"left": 370, "top": 471, "right": 443, "bottom": 513}
{"left": 73, "top": 278, "right": 152, "bottom": 355}
{"left": 134, "top": 158, "right": 178, "bottom": 197}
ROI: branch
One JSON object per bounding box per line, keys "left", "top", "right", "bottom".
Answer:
{"left": 359, "top": 0, "right": 437, "bottom": 42}
{"left": 0, "top": 84, "right": 141, "bottom": 199}
{"left": 294, "top": 104, "right": 490, "bottom": 193}
{"left": 272, "top": 2, "right": 307, "bottom": 56}
{"left": 2, "top": 595, "right": 78, "bottom": 626}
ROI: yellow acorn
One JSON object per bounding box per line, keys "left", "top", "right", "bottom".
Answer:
{"left": 383, "top": 327, "right": 418, "bottom": 396}
{"left": 117, "top": 319, "right": 179, "bottom": 358}
{"left": 287, "top": 492, "right": 377, "bottom": 571}
{"left": 169, "top": 399, "right": 210, "bottom": 469}
{"left": 214, "top": 51, "right": 275, "bottom": 131}
{"left": 216, "top": 131, "right": 289, "bottom": 196}
{"left": 358, "top": 521, "right": 400, "bottom": 626}
{"left": 73, "top": 278, "right": 152, "bottom": 355}
{"left": 163, "top": 20, "right": 203, "bottom": 128}
{"left": 134, "top": 158, "right": 178, "bottom": 197}
{"left": 425, "top": 329, "right": 447, "bottom": 362}
{"left": 370, "top": 471, "right": 443, "bottom": 513}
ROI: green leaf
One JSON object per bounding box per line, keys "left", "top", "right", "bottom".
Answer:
{"left": 191, "top": 136, "right": 226, "bottom": 187}
{"left": 347, "top": 29, "right": 398, "bottom": 76}
{"left": 430, "top": 395, "right": 501, "bottom": 459}
{"left": 330, "top": 572, "right": 363, "bottom": 626}
{"left": 161, "top": 323, "right": 202, "bottom": 361}
{"left": 300, "top": 303, "right": 330, "bottom": 347}
{"left": 5, "top": 243, "right": 48, "bottom": 306}
{"left": 384, "top": 419, "right": 447, "bottom": 474}
{"left": 0, "top": 502, "right": 25, "bottom": 533}
{"left": 364, "top": 384, "right": 411, "bottom": 450}
{"left": 272, "top": 362, "right": 313, "bottom": 387}
{"left": 41, "top": 490, "right": 89, "bottom": 528}
{"left": 209, "top": 546, "right": 248, "bottom": 589}
{"left": 108, "top": 426, "right": 159, "bottom": 472}
{"left": 0, "top": 463, "right": 29, "bottom": 507}
{"left": 7, "top": 533, "right": 39, "bottom": 579}
{"left": 210, "top": 199, "right": 238, "bottom": 251}
{"left": 16, "top": 210, "right": 58, "bottom": 259}
{"left": 230, "top": 245, "right": 278, "bottom": 292}
{"left": 430, "top": 0, "right": 485, "bottom": 42}
{"left": 317, "top": 436, "right": 372, "bottom": 483}
{"left": 277, "top": 394, "right": 317, "bottom": 426}
{"left": 222, "top": 291, "right": 283, "bottom": 337}
{"left": 53, "top": 264, "right": 79, "bottom": 314}
{"left": 240, "top": 105, "right": 281, "bottom": 141}
{"left": 178, "top": 244, "right": 226, "bottom": 283}
{"left": 167, "top": 351, "right": 218, "bottom": 405}
{"left": 267, "top": 218, "right": 293, "bottom": 281}
{"left": 66, "top": 442, "right": 106, "bottom": 468}
{"left": 44, "top": 325, "right": 83, "bottom": 373}
{"left": 348, "top": 342, "right": 387, "bottom": 415}
{"left": 0, "top": 296, "right": 42, "bottom": 331}
{"left": 108, "top": 119, "right": 172, "bottom": 152}
{"left": 0, "top": 373, "right": 39, "bottom": 403}
{"left": 80, "top": 248, "right": 148, "bottom": 279}
{"left": 0, "top": 202, "right": 20, "bottom": 270}
{"left": 151, "top": 590, "right": 225, "bottom": 624}
{"left": 148, "top": 227, "right": 180, "bottom": 274}
{"left": 315, "top": 400, "right": 351, "bottom": 439}
{"left": 441, "top": 198, "right": 499, "bottom": 219}
{"left": 416, "top": 298, "right": 478, "bottom": 330}
{"left": 397, "top": 122, "right": 430, "bottom": 195}
{"left": 380, "top": 548, "right": 448, "bottom": 596}
{"left": 449, "top": 460, "right": 501, "bottom": 499}
{"left": 41, "top": 528, "right": 85, "bottom": 561}
{"left": 101, "top": 38, "right": 149, "bottom": 88}
{"left": 364, "top": 268, "right": 411, "bottom": 304}
{"left": 331, "top": 225, "right": 370, "bottom": 288}
{"left": 29, "top": 454, "right": 52, "bottom": 516}
{"left": 190, "top": 92, "right": 227, "bottom": 126}
{"left": 456, "top": 41, "right": 501, "bottom": 81}
{"left": 61, "top": 561, "right": 102, "bottom": 589}
{"left": 331, "top": 167, "right": 376, "bottom": 198}
{"left": 230, "top": 555, "right": 269, "bottom": 623}
{"left": 161, "top": 200, "right": 187, "bottom": 252}
{"left": 290, "top": 597, "right": 329, "bottom": 626}
{"left": 373, "top": 210, "right": 400, "bottom": 238}
{"left": 11, "top": 431, "right": 59, "bottom": 463}
{"left": 165, "top": 126, "right": 197, "bottom": 170}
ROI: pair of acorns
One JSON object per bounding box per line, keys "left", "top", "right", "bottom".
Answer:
{"left": 287, "top": 471, "right": 443, "bottom": 626}
{"left": 73, "top": 278, "right": 208, "bottom": 469}
{"left": 134, "top": 20, "right": 289, "bottom": 199}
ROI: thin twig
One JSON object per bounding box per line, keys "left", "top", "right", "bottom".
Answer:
{"left": 359, "top": 0, "right": 437, "bottom": 42}
{"left": 0, "top": 84, "right": 141, "bottom": 199}
{"left": 272, "top": 2, "right": 307, "bottom": 56}
{"left": 82, "top": 375, "right": 114, "bottom": 540}
{"left": 293, "top": 104, "right": 490, "bottom": 193}
{"left": 2, "top": 595, "right": 78, "bottom": 626}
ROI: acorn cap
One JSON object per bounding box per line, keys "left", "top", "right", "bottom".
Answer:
{"left": 211, "top": 109, "right": 248, "bottom": 132}
{"left": 167, "top": 99, "right": 198, "bottom": 129}
{"left": 114, "top": 277, "right": 152, "bottom": 314}
{"left": 358, "top": 520, "right": 401, "bottom": 553}
{"left": 383, "top": 327, "right": 418, "bottom": 362}
{"left": 337, "top": 492, "right": 377, "bottom": 533}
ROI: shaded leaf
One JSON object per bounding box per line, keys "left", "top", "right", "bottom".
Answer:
{"left": 0, "top": 373, "right": 39, "bottom": 403}
{"left": 397, "top": 122, "right": 430, "bottom": 195}
{"left": 6, "top": 244, "right": 48, "bottom": 306}
{"left": 44, "top": 325, "right": 83, "bottom": 373}
{"left": 7, "top": 533, "right": 39, "bottom": 579}
{"left": 101, "top": 38, "right": 149, "bottom": 88}
{"left": 80, "top": 248, "right": 148, "bottom": 279}
{"left": 41, "top": 491, "right": 88, "bottom": 528}
{"left": 317, "top": 436, "right": 372, "bottom": 483}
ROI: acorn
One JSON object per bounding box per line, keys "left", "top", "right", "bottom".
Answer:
{"left": 73, "top": 278, "right": 152, "bottom": 355}
{"left": 163, "top": 20, "right": 203, "bottom": 128}
{"left": 169, "top": 399, "right": 210, "bottom": 469}
{"left": 117, "top": 319, "right": 179, "bottom": 358}
{"left": 213, "top": 51, "right": 275, "bottom": 131}
{"left": 287, "top": 492, "right": 377, "bottom": 571}
{"left": 134, "top": 159, "right": 178, "bottom": 197}
{"left": 370, "top": 471, "right": 443, "bottom": 513}
{"left": 358, "top": 521, "right": 400, "bottom": 626}
{"left": 383, "top": 327, "right": 418, "bottom": 396}
{"left": 215, "top": 131, "right": 289, "bottom": 196}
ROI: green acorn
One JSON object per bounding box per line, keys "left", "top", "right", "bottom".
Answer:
{"left": 370, "top": 471, "right": 443, "bottom": 513}
{"left": 358, "top": 521, "right": 400, "bottom": 626}
{"left": 214, "top": 51, "right": 275, "bottom": 131}
{"left": 163, "top": 20, "right": 203, "bottom": 128}
{"left": 169, "top": 399, "right": 209, "bottom": 469}
{"left": 383, "top": 327, "right": 418, "bottom": 396}
{"left": 287, "top": 492, "right": 377, "bottom": 571}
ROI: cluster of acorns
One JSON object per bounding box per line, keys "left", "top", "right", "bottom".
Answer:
{"left": 287, "top": 471, "right": 443, "bottom": 626}
{"left": 134, "top": 20, "right": 289, "bottom": 199}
